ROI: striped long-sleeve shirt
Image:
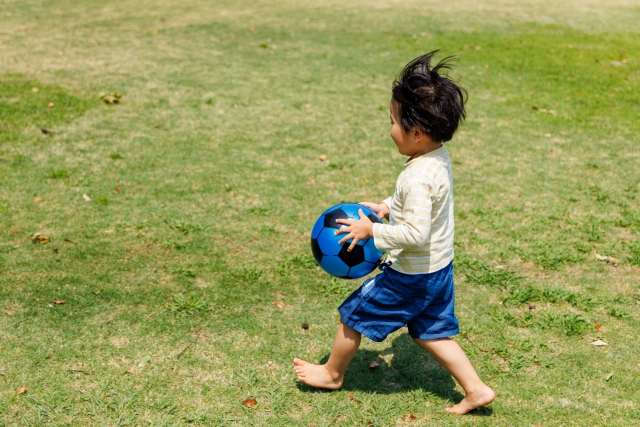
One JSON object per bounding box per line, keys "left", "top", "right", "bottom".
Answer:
{"left": 372, "top": 146, "right": 454, "bottom": 274}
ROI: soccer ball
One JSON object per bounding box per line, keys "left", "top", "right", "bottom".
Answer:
{"left": 310, "top": 203, "right": 385, "bottom": 279}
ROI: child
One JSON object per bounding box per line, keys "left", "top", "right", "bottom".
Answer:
{"left": 294, "top": 51, "right": 495, "bottom": 415}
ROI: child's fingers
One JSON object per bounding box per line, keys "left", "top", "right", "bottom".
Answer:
{"left": 337, "top": 233, "right": 352, "bottom": 245}
{"left": 334, "top": 226, "right": 349, "bottom": 236}
{"left": 347, "top": 238, "right": 360, "bottom": 252}
{"left": 358, "top": 208, "right": 370, "bottom": 221}
{"left": 335, "top": 218, "right": 353, "bottom": 225}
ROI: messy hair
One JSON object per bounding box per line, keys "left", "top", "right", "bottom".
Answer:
{"left": 392, "top": 50, "right": 467, "bottom": 143}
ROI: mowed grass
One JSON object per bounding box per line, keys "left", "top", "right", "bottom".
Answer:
{"left": 1, "top": 0, "right": 639, "bottom": 425}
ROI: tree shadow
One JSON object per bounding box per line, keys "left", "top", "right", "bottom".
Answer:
{"left": 296, "top": 332, "right": 493, "bottom": 416}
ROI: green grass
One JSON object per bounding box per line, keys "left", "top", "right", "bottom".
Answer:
{"left": 1, "top": 0, "right": 639, "bottom": 425}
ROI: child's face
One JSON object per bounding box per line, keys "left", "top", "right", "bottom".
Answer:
{"left": 389, "top": 100, "right": 418, "bottom": 157}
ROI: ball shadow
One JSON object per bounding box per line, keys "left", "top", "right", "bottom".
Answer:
{"left": 296, "top": 332, "right": 493, "bottom": 416}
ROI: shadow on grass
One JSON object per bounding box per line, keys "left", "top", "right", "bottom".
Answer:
{"left": 296, "top": 333, "right": 493, "bottom": 416}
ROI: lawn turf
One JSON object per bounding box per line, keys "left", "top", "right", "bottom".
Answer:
{"left": 1, "top": 0, "right": 639, "bottom": 425}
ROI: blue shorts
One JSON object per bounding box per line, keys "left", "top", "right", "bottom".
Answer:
{"left": 338, "top": 262, "right": 458, "bottom": 342}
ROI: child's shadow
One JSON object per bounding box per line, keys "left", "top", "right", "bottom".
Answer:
{"left": 297, "top": 333, "right": 492, "bottom": 416}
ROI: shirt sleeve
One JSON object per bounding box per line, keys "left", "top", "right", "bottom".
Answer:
{"left": 372, "top": 179, "right": 433, "bottom": 250}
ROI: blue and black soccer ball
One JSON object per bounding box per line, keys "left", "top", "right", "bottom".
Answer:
{"left": 310, "top": 203, "right": 385, "bottom": 279}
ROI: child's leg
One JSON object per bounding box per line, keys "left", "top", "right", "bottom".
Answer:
{"left": 413, "top": 337, "right": 495, "bottom": 415}
{"left": 293, "top": 318, "right": 361, "bottom": 389}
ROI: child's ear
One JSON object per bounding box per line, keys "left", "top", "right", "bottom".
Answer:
{"left": 413, "top": 128, "right": 426, "bottom": 143}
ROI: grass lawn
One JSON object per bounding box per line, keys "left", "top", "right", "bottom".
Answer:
{"left": 1, "top": 0, "right": 639, "bottom": 425}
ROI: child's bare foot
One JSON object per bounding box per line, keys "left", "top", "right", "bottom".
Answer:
{"left": 293, "top": 358, "right": 343, "bottom": 390}
{"left": 445, "top": 385, "right": 495, "bottom": 415}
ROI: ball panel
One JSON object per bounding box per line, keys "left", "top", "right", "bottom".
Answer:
{"left": 310, "top": 238, "right": 324, "bottom": 264}
{"left": 347, "top": 261, "right": 376, "bottom": 279}
{"left": 363, "top": 243, "right": 385, "bottom": 264}
{"left": 323, "top": 207, "right": 349, "bottom": 230}
{"left": 320, "top": 255, "right": 350, "bottom": 278}
{"left": 311, "top": 218, "right": 324, "bottom": 239}
{"left": 337, "top": 243, "right": 366, "bottom": 267}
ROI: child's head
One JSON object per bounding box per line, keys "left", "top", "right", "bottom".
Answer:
{"left": 391, "top": 51, "right": 467, "bottom": 143}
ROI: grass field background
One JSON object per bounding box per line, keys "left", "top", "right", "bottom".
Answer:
{"left": 1, "top": 0, "right": 639, "bottom": 425}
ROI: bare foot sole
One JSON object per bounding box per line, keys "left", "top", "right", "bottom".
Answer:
{"left": 445, "top": 385, "right": 495, "bottom": 415}
{"left": 293, "top": 358, "right": 343, "bottom": 390}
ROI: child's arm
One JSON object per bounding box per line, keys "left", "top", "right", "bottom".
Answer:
{"left": 371, "top": 181, "right": 434, "bottom": 251}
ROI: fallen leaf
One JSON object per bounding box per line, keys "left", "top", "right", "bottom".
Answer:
{"left": 529, "top": 303, "right": 536, "bottom": 310}
{"left": 595, "top": 253, "right": 618, "bottom": 266}
{"left": 591, "top": 340, "right": 607, "bottom": 347}
{"left": 595, "top": 323, "right": 602, "bottom": 331}
{"left": 403, "top": 414, "right": 417, "bottom": 421}
{"left": 4, "top": 310, "right": 11, "bottom": 316}
{"left": 273, "top": 301, "right": 285, "bottom": 309}
{"left": 368, "top": 361, "right": 379, "bottom": 369}
{"left": 52, "top": 300, "right": 66, "bottom": 304}
{"left": 347, "top": 393, "right": 354, "bottom": 401}
{"left": 92, "top": 290, "right": 101, "bottom": 295}
{"left": 318, "top": 154, "right": 327, "bottom": 161}
{"left": 82, "top": 194, "right": 91, "bottom": 202}
{"left": 17, "top": 385, "right": 26, "bottom": 395}
{"left": 101, "top": 93, "right": 121, "bottom": 104}
{"left": 32, "top": 87, "right": 39, "bottom": 92}
{"left": 30, "top": 234, "right": 50, "bottom": 244}
{"left": 605, "top": 371, "right": 613, "bottom": 381}
{"left": 33, "top": 196, "right": 43, "bottom": 202}
{"left": 47, "top": 102, "right": 54, "bottom": 108}
{"left": 242, "top": 397, "right": 257, "bottom": 407}
{"left": 53, "top": 248, "right": 59, "bottom": 254}
{"left": 115, "top": 186, "right": 121, "bottom": 192}
{"left": 41, "top": 128, "right": 52, "bottom": 135}
{"left": 301, "top": 321, "right": 309, "bottom": 330}
{"left": 151, "top": 29, "right": 158, "bottom": 35}
{"left": 138, "top": 355, "right": 151, "bottom": 367}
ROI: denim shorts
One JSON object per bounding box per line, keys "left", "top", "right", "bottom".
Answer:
{"left": 338, "top": 262, "right": 458, "bottom": 342}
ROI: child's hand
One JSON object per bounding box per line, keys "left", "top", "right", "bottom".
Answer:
{"left": 335, "top": 209, "right": 374, "bottom": 252}
{"left": 360, "top": 202, "right": 390, "bottom": 220}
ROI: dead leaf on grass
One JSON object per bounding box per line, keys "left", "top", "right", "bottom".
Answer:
{"left": 242, "top": 397, "right": 257, "bottom": 407}
{"left": 318, "top": 154, "right": 327, "bottom": 161}
{"left": 46, "top": 102, "right": 54, "bottom": 108}
{"left": 348, "top": 393, "right": 354, "bottom": 400}
{"left": 17, "top": 385, "right": 26, "bottom": 395}
{"left": 100, "top": 92, "right": 122, "bottom": 104}
{"left": 138, "top": 355, "right": 151, "bottom": 367}
{"left": 4, "top": 310, "right": 11, "bottom": 316}
{"left": 82, "top": 194, "right": 91, "bottom": 202}
{"left": 403, "top": 414, "right": 417, "bottom": 421}
{"left": 595, "top": 322, "right": 602, "bottom": 331}
{"left": 30, "top": 234, "right": 50, "bottom": 244}
{"left": 273, "top": 301, "right": 285, "bottom": 309}
{"left": 368, "top": 361, "right": 379, "bottom": 370}
{"left": 595, "top": 253, "right": 618, "bottom": 266}
{"left": 41, "top": 128, "right": 52, "bottom": 135}
{"left": 301, "top": 321, "right": 309, "bottom": 330}
{"left": 115, "top": 186, "right": 121, "bottom": 192}
{"left": 52, "top": 300, "right": 66, "bottom": 305}
{"left": 591, "top": 340, "right": 607, "bottom": 347}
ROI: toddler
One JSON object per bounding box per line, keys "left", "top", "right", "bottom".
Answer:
{"left": 294, "top": 51, "right": 494, "bottom": 415}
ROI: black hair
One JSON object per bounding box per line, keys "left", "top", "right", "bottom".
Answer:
{"left": 392, "top": 50, "right": 467, "bottom": 143}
